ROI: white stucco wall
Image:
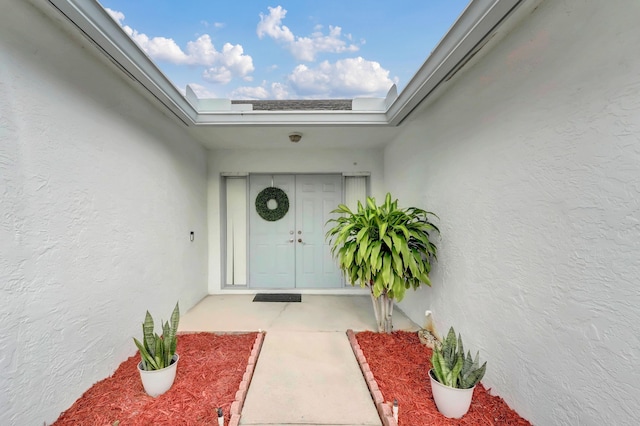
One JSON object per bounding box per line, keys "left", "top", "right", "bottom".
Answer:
{"left": 385, "top": 0, "right": 640, "bottom": 424}
{"left": 0, "top": 2, "right": 208, "bottom": 425}
{"left": 207, "top": 148, "right": 384, "bottom": 291}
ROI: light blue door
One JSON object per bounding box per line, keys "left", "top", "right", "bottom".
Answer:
{"left": 295, "top": 174, "right": 343, "bottom": 288}
{"left": 249, "top": 175, "right": 296, "bottom": 288}
{"left": 249, "top": 174, "right": 343, "bottom": 289}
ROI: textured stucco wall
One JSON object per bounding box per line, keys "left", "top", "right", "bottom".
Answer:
{"left": 385, "top": 0, "right": 640, "bottom": 424}
{"left": 0, "top": 2, "right": 208, "bottom": 424}
{"left": 207, "top": 148, "right": 384, "bottom": 291}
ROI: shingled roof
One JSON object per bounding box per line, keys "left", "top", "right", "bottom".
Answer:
{"left": 231, "top": 99, "right": 352, "bottom": 111}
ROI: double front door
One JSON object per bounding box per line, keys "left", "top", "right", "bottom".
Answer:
{"left": 249, "top": 174, "right": 343, "bottom": 289}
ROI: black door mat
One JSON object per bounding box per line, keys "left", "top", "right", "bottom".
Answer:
{"left": 252, "top": 293, "right": 302, "bottom": 302}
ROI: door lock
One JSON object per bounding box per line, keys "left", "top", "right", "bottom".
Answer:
{"left": 298, "top": 238, "right": 303, "bottom": 243}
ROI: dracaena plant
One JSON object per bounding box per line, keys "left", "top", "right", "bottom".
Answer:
{"left": 326, "top": 193, "right": 439, "bottom": 333}
{"left": 431, "top": 327, "right": 487, "bottom": 389}
{"left": 133, "top": 302, "right": 180, "bottom": 371}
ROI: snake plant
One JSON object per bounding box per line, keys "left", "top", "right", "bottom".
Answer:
{"left": 431, "top": 327, "right": 486, "bottom": 389}
{"left": 133, "top": 302, "right": 180, "bottom": 371}
{"left": 326, "top": 193, "right": 439, "bottom": 332}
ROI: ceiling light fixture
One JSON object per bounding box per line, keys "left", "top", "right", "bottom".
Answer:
{"left": 289, "top": 132, "right": 302, "bottom": 143}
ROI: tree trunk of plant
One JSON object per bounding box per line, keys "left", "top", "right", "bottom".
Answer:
{"left": 370, "top": 285, "right": 394, "bottom": 333}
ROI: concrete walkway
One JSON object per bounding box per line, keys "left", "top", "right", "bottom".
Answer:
{"left": 180, "top": 294, "right": 419, "bottom": 426}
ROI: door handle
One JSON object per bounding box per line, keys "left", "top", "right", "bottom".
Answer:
{"left": 289, "top": 239, "right": 294, "bottom": 243}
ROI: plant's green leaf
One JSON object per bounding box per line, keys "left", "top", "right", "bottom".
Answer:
{"left": 396, "top": 224, "right": 411, "bottom": 240}
{"left": 462, "top": 351, "right": 474, "bottom": 378}
{"left": 382, "top": 235, "right": 393, "bottom": 251}
{"left": 452, "top": 350, "right": 464, "bottom": 387}
{"left": 428, "top": 242, "right": 438, "bottom": 259}
{"left": 142, "top": 311, "right": 155, "bottom": 357}
{"left": 163, "top": 321, "right": 171, "bottom": 366}
{"left": 406, "top": 251, "right": 419, "bottom": 278}
{"left": 391, "top": 248, "right": 403, "bottom": 275}
{"left": 441, "top": 360, "right": 454, "bottom": 387}
{"left": 384, "top": 193, "right": 392, "bottom": 210}
{"left": 134, "top": 337, "right": 159, "bottom": 370}
{"left": 462, "top": 361, "right": 486, "bottom": 388}
{"left": 369, "top": 241, "right": 382, "bottom": 272}
{"left": 393, "top": 276, "right": 406, "bottom": 302}
{"left": 154, "top": 335, "right": 164, "bottom": 368}
{"left": 397, "top": 236, "right": 411, "bottom": 259}
{"left": 379, "top": 222, "right": 388, "bottom": 240}
{"left": 411, "top": 248, "right": 424, "bottom": 271}
{"left": 357, "top": 233, "right": 370, "bottom": 263}
{"left": 382, "top": 253, "right": 392, "bottom": 286}
{"left": 169, "top": 303, "right": 179, "bottom": 357}
{"left": 362, "top": 251, "right": 372, "bottom": 273}
{"left": 443, "top": 327, "right": 457, "bottom": 365}
{"left": 345, "top": 244, "right": 356, "bottom": 268}
{"left": 408, "top": 230, "right": 429, "bottom": 247}
{"left": 390, "top": 231, "right": 402, "bottom": 251}
{"left": 431, "top": 350, "right": 445, "bottom": 383}
{"left": 372, "top": 275, "right": 384, "bottom": 298}
{"left": 329, "top": 204, "right": 352, "bottom": 215}
{"left": 356, "top": 227, "right": 368, "bottom": 243}
{"left": 366, "top": 196, "right": 377, "bottom": 210}
{"left": 420, "top": 272, "right": 432, "bottom": 286}
{"left": 473, "top": 350, "right": 481, "bottom": 368}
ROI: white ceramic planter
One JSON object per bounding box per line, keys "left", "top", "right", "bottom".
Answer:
{"left": 429, "top": 369, "right": 475, "bottom": 418}
{"left": 138, "top": 354, "right": 179, "bottom": 397}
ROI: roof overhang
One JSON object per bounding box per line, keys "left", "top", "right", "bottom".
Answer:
{"left": 41, "top": 0, "right": 531, "bottom": 128}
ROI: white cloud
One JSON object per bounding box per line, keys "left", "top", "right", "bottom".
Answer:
{"left": 105, "top": 6, "right": 396, "bottom": 100}
{"left": 228, "top": 81, "right": 290, "bottom": 100}
{"left": 203, "top": 67, "right": 232, "bottom": 84}
{"left": 107, "top": 9, "right": 253, "bottom": 84}
{"left": 187, "top": 83, "right": 218, "bottom": 99}
{"left": 270, "top": 82, "right": 290, "bottom": 100}
{"left": 230, "top": 85, "right": 270, "bottom": 100}
{"left": 199, "top": 21, "right": 225, "bottom": 29}
{"left": 129, "top": 31, "right": 189, "bottom": 63}
{"left": 105, "top": 8, "right": 125, "bottom": 25}
{"left": 200, "top": 42, "right": 254, "bottom": 83}
{"left": 256, "top": 6, "right": 294, "bottom": 42}
{"left": 257, "top": 6, "right": 359, "bottom": 61}
{"left": 220, "top": 42, "right": 254, "bottom": 75}
{"left": 227, "top": 57, "right": 394, "bottom": 100}
{"left": 288, "top": 57, "right": 396, "bottom": 98}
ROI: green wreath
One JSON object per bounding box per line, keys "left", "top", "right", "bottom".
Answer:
{"left": 255, "top": 187, "right": 289, "bottom": 221}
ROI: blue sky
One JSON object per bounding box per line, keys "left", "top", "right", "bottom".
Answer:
{"left": 99, "top": 1, "right": 469, "bottom": 100}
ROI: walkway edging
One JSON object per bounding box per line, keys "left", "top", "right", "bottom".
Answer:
{"left": 229, "top": 331, "right": 266, "bottom": 426}
{"left": 347, "top": 329, "right": 398, "bottom": 426}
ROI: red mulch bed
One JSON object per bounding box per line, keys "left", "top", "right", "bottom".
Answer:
{"left": 356, "top": 331, "right": 531, "bottom": 426}
{"left": 54, "top": 332, "right": 258, "bottom": 425}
